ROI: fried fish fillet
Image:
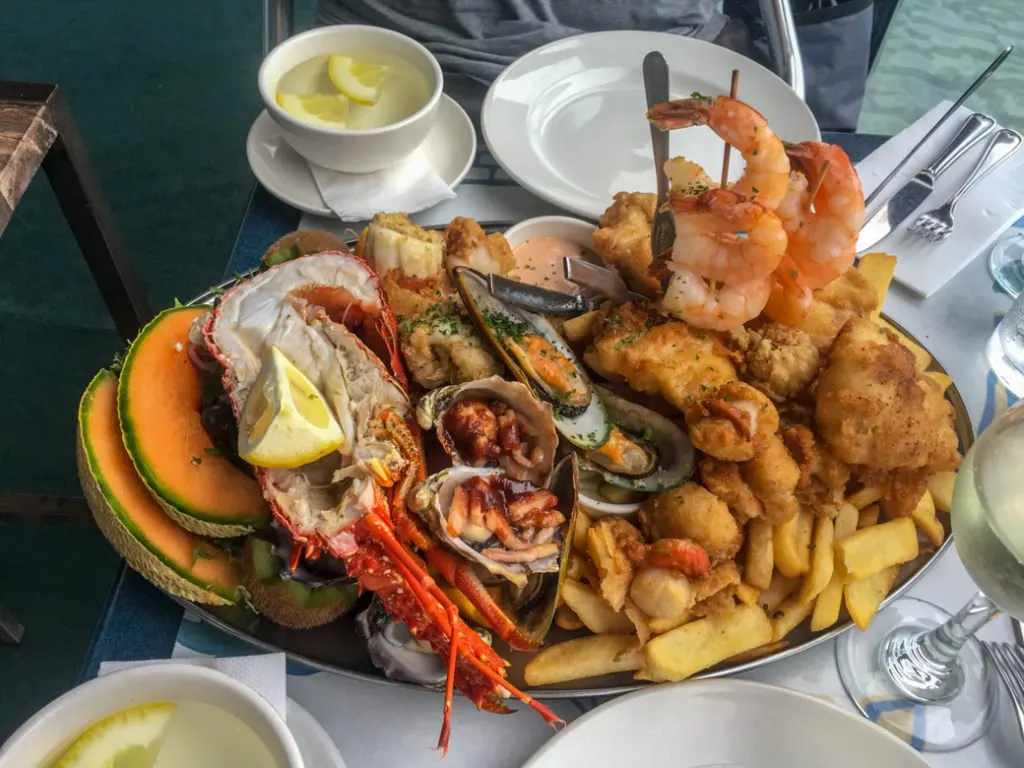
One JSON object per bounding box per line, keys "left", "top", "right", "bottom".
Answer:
{"left": 815, "top": 318, "right": 961, "bottom": 473}
{"left": 592, "top": 192, "right": 661, "bottom": 298}
{"left": 444, "top": 216, "right": 516, "bottom": 275}
{"left": 794, "top": 268, "right": 879, "bottom": 349}
{"left": 585, "top": 302, "right": 737, "bottom": 411}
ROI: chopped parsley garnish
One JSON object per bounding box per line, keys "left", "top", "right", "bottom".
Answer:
{"left": 204, "top": 447, "right": 224, "bottom": 457}
{"left": 190, "top": 455, "right": 202, "bottom": 466}
{"left": 690, "top": 90, "right": 708, "bottom": 99}
{"left": 614, "top": 334, "right": 640, "bottom": 350}
{"left": 604, "top": 314, "right": 622, "bottom": 326}
{"left": 400, "top": 303, "right": 465, "bottom": 338}
{"left": 482, "top": 309, "right": 530, "bottom": 341}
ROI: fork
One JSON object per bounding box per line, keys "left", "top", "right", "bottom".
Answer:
{"left": 908, "top": 128, "right": 1023, "bottom": 242}
{"left": 983, "top": 641, "right": 1024, "bottom": 745}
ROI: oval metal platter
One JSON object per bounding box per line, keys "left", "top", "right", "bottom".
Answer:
{"left": 179, "top": 260, "right": 973, "bottom": 698}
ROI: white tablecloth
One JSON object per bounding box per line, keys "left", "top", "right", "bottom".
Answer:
{"left": 173, "top": 153, "right": 1023, "bottom": 766}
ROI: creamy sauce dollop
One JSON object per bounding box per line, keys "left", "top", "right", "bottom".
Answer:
{"left": 511, "top": 236, "right": 596, "bottom": 294}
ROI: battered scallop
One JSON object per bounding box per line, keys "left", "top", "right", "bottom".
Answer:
{"left": 642, "top": 482, "right": 743, "bottom": 562}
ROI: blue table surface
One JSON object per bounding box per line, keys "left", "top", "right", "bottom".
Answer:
{"left": 79, "top": 130, "right": 887, "bottom": 681}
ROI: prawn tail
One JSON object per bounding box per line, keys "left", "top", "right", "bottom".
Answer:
{"left": 646, "top": 98, "right": 712, "bottom": 130}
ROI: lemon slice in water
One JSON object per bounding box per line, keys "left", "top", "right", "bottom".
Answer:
{"left": 238, "top": 345, "right": 345, "bottom": 469}
{"left": 276, "top": 92, "right": 349, "bottom": 127}
{"left": 328, "top": 55, "right": 389, "bottom": 105}
{"left": 54, "top": 702, "right": 175, "bottom": 768}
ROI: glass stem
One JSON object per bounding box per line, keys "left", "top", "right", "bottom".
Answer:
{"left": 882, "top": 591, "right": 999, "bottom": 704}
{"left": 919, "top": 592, "right": 999, "bottom": 664}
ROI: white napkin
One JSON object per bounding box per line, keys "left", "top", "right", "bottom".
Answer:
{"left": 309, "top": 150, "right": 456, "bottom": 222}
{"left": 856, "top": 100, "right": 1024, "bottom": 298}
{"left": 98, "top": 653, "right": 288, "bottom": 719}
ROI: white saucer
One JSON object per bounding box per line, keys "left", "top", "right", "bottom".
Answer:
{"left": 247, "top": 94, "right": 477, "bottom": 217}
{"left": 482, "top": 31, "right": 819, "bottom": 221}
{"left": 522, "top": 680, "right": 928, "bottom": 768}
{"left": 287, "top": 697, "right": 347, "bottom": 768}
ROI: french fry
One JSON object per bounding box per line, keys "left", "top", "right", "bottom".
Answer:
{"left": 770, "top": 595, "right": 815, "bottom": 641}
{"left": 795, "top": 517, "right": 834, "bottom": 604}
{"left": 834, "top": 502, "right": 859, "bottom": 540}
{"left": 524, "top": 635, "right": 644, "bottom": 686}
{"left": 877, "top": 315, "right": 932, "bottom": 370}
{"left": 911, "top": 490, "right": 945, "bottom": 548}
{"left": 856, "top": 252, "right": 897, "bottom": 318}
{"left": 572, "top": 510, "right": 592, "bottom": 553}
{"left": 773, "top": 508, "right": 813, "bottom": 578}
{"left": 643, "top": 604, "right": 773, "bottom": 682}
{"left": 846, "top": 485, "right": 883, "bottom": 510}
{"left": 725, "top": 639, "right": 790, "bottom": 664}
{"left": 858, "top": 504, "right": 880, "bottom": 529}
{"left": 565, "top": 552, "right": 586, "bottom": 582}
{"left": 927, "top": 471, "right": 957, "bottom": 513}
{"left": 623, "top": 598, "right": 652, "bottom": 645}
{"left": 759, "top": 572, "right": 800, "bottom": 613}
{"left": 555, "top": 604, "right": 585, "bottom": 631}
{"left": 927, "top": 371, "right": 953, "bottom": 392}
{"left": 561, "top": 578, "right": 634, "bottom": 635}
{"left": 562, "top": 310, "right": 601, "bottom": 343}
{"left": 844, "top": 565, "right": 899, "bottom": 630}
{"left": 735, "top": 582, "right": 761, "bottom": 608}
{"left": 837, "top": 517, "right": 919, "bottom": 581}
{"left": 648, "top": 610, "right": 694, "bottom": 635}
{"left": 810, "top": 564, "right": 844, "bottom": 632}
{"left": 744, "top": 518, "right": 774, "bottom": 590}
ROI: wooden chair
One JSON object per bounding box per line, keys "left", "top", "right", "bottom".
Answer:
{"left": 1, "top": 83, "right": 152, "bottom": 643}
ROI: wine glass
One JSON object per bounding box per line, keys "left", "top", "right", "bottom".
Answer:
{"left": 990, "top": 229, "right": 1024, "bottom": 298}
{"left": 836, "top": 400, "right": 1024, "bottom": 751}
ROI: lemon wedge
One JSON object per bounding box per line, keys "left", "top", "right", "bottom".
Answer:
{"left": 276, "top": 92, "right": 349, "bottom": 127}
{"left": 238, "top": 346, "right": 345, "bottom": 469}
{"left": 328, "top": 55, "right": 389, "bottom": 105}
{"left": 54, "top": 703, "right": 175, "bottom": 767}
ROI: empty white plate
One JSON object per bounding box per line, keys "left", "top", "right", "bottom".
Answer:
{"left": 522, "top": 680, "right": 928, "bottom": 768}
{"left": 482, "top": 31, "right": 820, "bottom": 221}
{"left": 247, "top": 94, "right": 477, "bottom": 217}
{"left": 288, "top": 698, "right": 347, "bottom": 768}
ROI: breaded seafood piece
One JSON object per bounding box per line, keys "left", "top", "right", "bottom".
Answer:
{"left": 592, "top": 192, "right": 661, "bottom": 298}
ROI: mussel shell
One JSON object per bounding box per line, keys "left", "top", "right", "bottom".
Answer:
{"left": 415, "top": 376, "right": 559, "bottom": 487}
{"left": 580, "top": 386, "right": 694, "bottom": 492}
{"left": 453, "top": 267, "right": 611, "bottom": 450}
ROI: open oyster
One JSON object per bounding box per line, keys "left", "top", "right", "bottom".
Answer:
{"left": 453, "top": 267, "right": 611, "bottom": 450}
{"left": 582, "top": 386, "right": 695, "bottom": 492}
{"left": 416, "top": 376, "right": 559, "bottom": 487}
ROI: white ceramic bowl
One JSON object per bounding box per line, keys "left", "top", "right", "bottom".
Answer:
{"left": 258, "top": 25, "right": 443, "bottom": 173}
{"left": 0, "top": 664, "right": 305, "bottom": 768}
{"left": 503, "top": 216, "right": 598, "bottom": 254}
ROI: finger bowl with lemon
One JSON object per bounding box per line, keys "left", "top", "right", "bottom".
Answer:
{"left": 259, "top": 25, "right": 442, "bottom": 173}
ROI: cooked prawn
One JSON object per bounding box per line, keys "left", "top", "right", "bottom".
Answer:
{"left": 648, "top": 95, "right": 790, "bottom": 209}
{"left": 764, "top": 254, "right": 813, "bottom": 326}
{"left": 783, "top": 141, "right": 864, "bottom": 289}
{"left": 666, "top": 188, "right": 787, "bottom": 283}
{"left": 659, "top": 266, "right": 770, "bottom": 332}
{"left": 685, "top": 381, "right": 780, "bottom": 462}
{"left": 775, "top": 171, "right": 810, "bottom": 234}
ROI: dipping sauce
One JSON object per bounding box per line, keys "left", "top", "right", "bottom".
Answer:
{"left": 276, "top": 51, "right": 431, "bottom": 130}
{"left": 511, "top": 236, "right": 596, "bottom": 294}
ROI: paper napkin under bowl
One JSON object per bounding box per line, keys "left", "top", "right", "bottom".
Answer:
{"left": 856, "top": 100, "right": 1024, "bottom": 298}
{"left": 98, "top": 653, "right": 288, "bottom": 718}
{"left": 309, "top": 149, "right": 456, "bottom": 222}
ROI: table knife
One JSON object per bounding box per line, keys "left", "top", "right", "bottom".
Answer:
{"left": 857, "top": 112, "right": 996, "bottom": 254}
{"left": 643, "top": 51, "right": 675, "bottom": 258}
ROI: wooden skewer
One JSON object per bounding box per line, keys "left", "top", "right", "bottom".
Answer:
{"left": 720, "top": 69, "right": 740, "bottom": 189}
{"left": 805, "top": 159, "right": 831, "bottom": 212}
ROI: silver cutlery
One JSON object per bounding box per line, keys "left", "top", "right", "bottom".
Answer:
{"left": 481, "top": 271, "right": 600, "bottom": 316}
{"left": 983, "top": 641, "right": 1024, "bottom": 746}
{"left": 643, "top": 52, "right": 674, "bottom": 260}
{"left": 563, "top": 257, "right": 646, "bottom": 304}
{"left": 857, "top": 113, "right": 995, "bottom": 253}
{"left": 909, "top": 128, "right": 1024, "bottom": 242}
{"left": 865, "top": 45, "right": 1013, "bottom": 209}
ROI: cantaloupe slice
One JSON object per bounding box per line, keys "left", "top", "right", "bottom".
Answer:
{"left": 77, "top": 370, "right": 241, "bottom": 605}
{"left": 118, "top": 306, "right": 268, "bottom": 536}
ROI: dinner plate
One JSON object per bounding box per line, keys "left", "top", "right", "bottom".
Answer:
{"left": 179, "top": 264, "right": 972, "bottom": 699}
{"left": 288, "top": 698, "right": 347, "bottom": 768}
{"left": 481, "top": 31, "right": 820, "bottom": 221}
{"left": 246, "top": 94, "right": 477, "bottom": 217}
{"left": 521, "top": 680, "right": 929, "bottom": 767}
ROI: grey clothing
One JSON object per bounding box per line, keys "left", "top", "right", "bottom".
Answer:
{"left": 316, "top": 0, "right": 727, "bottom": 84}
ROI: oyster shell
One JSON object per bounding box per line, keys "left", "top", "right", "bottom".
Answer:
{"left": 453, "top": 267, "right": 611, "bottom": 450}
{"left": 581, "top": 386, "right": 695, "bottom": 492}
{"left": 416, "top": 376, "right": 558, "bottom": 487}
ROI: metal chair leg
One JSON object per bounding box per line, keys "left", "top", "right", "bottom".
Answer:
{"left": 41, "top": 89, "right": 153, "bottom": 343}
{"left": 0, "top": 603, "right": 25, "bottom": 644}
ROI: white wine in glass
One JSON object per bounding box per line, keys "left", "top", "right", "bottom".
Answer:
{"left": 836, "top": 404, "right": 1024, "bottom": 751}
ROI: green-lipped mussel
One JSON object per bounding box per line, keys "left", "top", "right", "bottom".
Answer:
{"left": 453, "top": 267, "right": 611, "bottom": 450}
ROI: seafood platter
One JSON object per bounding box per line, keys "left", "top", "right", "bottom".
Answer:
{"left": 76, "top": 94, "right": 970, "bottom": 751}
